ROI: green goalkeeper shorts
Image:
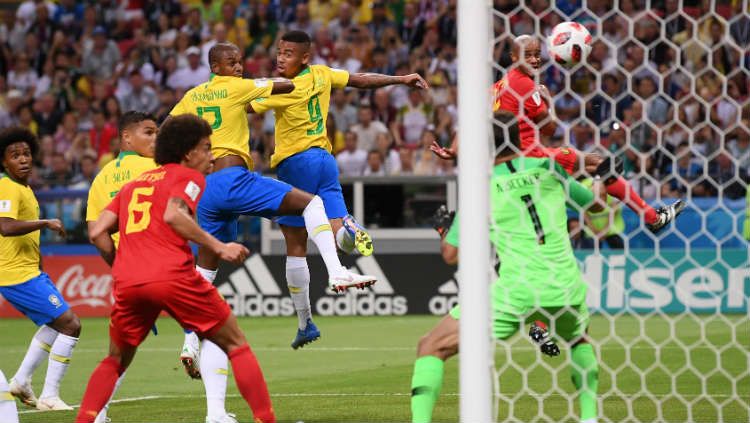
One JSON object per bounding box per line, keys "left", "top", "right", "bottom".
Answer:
{"left": 449, "top": 303, "right": 590, "bottom": 342}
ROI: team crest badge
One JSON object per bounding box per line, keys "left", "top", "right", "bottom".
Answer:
{"left": 48, "top": 294, "right": 62, "bottom": 308}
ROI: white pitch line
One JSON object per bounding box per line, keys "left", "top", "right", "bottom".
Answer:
{"left": 18, "top": 391, "right": 743, "bottom": 414}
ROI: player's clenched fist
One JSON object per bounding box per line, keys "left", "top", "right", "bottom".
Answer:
{"left": 45, "top": 218, "right": 66, "bottom": 237}
{"left": 220, "top": 242, "right": 249, "bottom": 264}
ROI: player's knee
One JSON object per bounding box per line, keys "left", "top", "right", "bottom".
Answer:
{"left": 280, "top": 189, "right": 315, "bottom": 215}
{"left": 54, "top": 311, "right": 81, "bottom": 337}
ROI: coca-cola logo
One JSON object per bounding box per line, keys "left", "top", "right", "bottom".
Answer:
{"left": 55, "top": 265, "right": 113, "bottom": 308}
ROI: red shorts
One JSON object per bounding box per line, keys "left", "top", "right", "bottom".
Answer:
{"left": 110, "top": 273, "right": 232, "bottom": 348}
{"left": 524, "top": 146, "right": 579, "bottom": 175}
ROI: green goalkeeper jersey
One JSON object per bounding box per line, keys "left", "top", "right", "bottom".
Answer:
{"left": 445, "top": 156, "right": 594, "bottom": 307}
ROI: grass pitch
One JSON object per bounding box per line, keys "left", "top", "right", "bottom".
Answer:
{"left": 1, "top": 315, "right": 747, "bottom": 422}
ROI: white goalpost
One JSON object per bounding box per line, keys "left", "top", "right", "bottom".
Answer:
{"left": 457, "top": 1, "right": 493, "bottom": 422}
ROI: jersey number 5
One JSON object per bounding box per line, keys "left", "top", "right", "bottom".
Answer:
{"left": 521, "top": 194, "right": 546, "bottom": 245}
{"left": 306, "top": 95, "right": 324, "bottom": 135}
{"left": 126, "top": 187, "right": 154, "bottom": 234}
{"left": 197, "top": 106, "right": 222, "bottom": 129}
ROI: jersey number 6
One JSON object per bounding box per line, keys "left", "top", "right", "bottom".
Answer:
{"left": 126, "top": 186, "right": 154, "bottom": 234}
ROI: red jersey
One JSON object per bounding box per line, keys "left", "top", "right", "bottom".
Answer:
{"left": 106, "top": 164, "right": 205, "bottom": 287}
{"left": 493, "top": 68, "right": 547, "bottom": 152}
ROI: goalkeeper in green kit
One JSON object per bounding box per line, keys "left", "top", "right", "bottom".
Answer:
{"left": 410, "top": 111, "right": 606, "bottom": 423}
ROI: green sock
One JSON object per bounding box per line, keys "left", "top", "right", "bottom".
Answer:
{"left": 410, "top": 355, "right": 445, "bottom": 423}
{"left": 570, "top": 343, "right": 599, "bottom": 422}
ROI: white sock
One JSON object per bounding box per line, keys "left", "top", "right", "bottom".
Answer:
{"left": 336, "top": 226, "right": 355, "bottom": 254}
{"left": 200, "top": 340, "right": 228, "bottom": 420}
{"left": 13, "top": 325, "right": 58, "bottom": 383}
{"left": 95, "top": 372, "right": 126, "bottom": 423}
{"left": 196, "top": 265, "right": 217, "bottom": 283}
{"left": 184, "top": 331, "right": 201, "bottom": 351}
{"left": 286, "top": 256, "right": 312, "bottom": 329}
{"left": 0, "top": 370, "right": 19, "bottom": 423}
{"left": 303, "top": 196, "right": 345, "bottom": 277}
{"left": 40, "top": 333, "right": 78, "bottom": 399}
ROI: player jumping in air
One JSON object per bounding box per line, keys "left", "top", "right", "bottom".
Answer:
{"left": 247, "top": 30, "right": 429, "bottom": 349}
{"left": 170, "top": 41, "right": 376, "bottom": 423}
{"left": 410, "top": 112, "right": 604, "bottom": 423}
{"left": 78, "top": 114, "right": 275, "bottom": 423}
{"left": 432, "top": 35, "right": 685, "bottom": 233}
{"left": 85, "top": 111, "right": 160, "bottom": 423}
{"left": 0, "top": 127, "right": 81, "bottom": 411}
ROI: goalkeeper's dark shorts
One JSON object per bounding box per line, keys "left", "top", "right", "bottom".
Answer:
{"left": 449, "top": 303, "right": 589, "bottom": 343}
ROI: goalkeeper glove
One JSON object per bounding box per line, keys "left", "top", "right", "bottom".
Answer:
{"left": 432, "top": 205, "right": 455, "bottom": 238}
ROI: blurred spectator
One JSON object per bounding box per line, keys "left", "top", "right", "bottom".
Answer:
{"left": 398, "top": 148, "right": 415, "bottom": 175}
{"left": 337, "top": 131, "right": 367, "bottom": 176}
{"left": 202, "top": 23, "right": 229, "bottom": 67}
{"left": 155, "top": 87, "right": 177, "bottom": 123}
{"left": 728, "top": 127, "right": 750, "bottom": 171}
{"left": 288, "top": 3, "right": 318, "bottom": 36}
{"left": 697, "top": 151, "right": 748, "bottom": 199}
{"left": 89, "top": 109, "right": 117, "bottom": 158}
{"left": 17, "top": 104, "right": 38, "bottom": 135}
{"left": 329, "top": 88, "right": 357, "bottom": 133}
{"left": 374, "top": 132, "right": 401, "bottom": 175}
{"left": 664, "top": 142, "right": 703, "bottom": 196}
{"left": 371, "top": 87, "right": 397, "bottom": 128}
{"left": 220, "top": 1, "right": 249, "bottom": 53}
{"left": 248, "top": 2, "right": 278, "bottom": 52}
{"left": 118, "top": 70, "right": 160, "bottom": 114}
{"left": 399, "top": 2, "right": 425, "bottom": 49}
{"left": 168, "top": 46, "right": 210, "bottom": 91}
{"left": 33, "top": 92, "right": 62, "bottom": 136}
{"left": 53, "top": 111, "right": 78, "bottom": 153}
{"left": 181, "top": 7, "right": 209, "bottom": 46}
{"left": 331, "top": 41, "right": 361, "bottom": 74}
{"left": 53, "top": 0, "right": 83, "bottom": 33}
{"left": 363, "top": 150, "right": 386, "bottom": 176}
{"left": 81, "top": 26, "right": 122, "bottom": 80}
{"left": 350, "top": 107, "right": 388, "bottom": 152}
{"left": 368, "top": 1, "right": 395, "bottom": 43}
{"left": 43, "top": 151, "right": 74, "bottom": 188}
{"left": 328, "top": 2, "right": 355, "bottom": 41}
{"left": 396, "top": 89, "right": 432, "bottom": 148}
{"left": 7, "top": 52, "right": 38, "bottom": 97}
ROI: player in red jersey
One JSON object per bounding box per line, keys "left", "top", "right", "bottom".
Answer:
{"left": 76, "top": 115, "right": 275, "bottom": 423}
{"left": 433, "top": 35, "right": 684, "bottom": 233}
{"left": 495, "top": 35, "right": 683, "bottom": 232}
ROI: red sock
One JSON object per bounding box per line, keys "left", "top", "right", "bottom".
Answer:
{"left": 75, "top": 356, "right": 125, "bottom": 423}
{"left": 228, "top": 344, "right": 275, "bottom": 423}
{"left": 605, "top": 177, "right": 658, "bottom": 224}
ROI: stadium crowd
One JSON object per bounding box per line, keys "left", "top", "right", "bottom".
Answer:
{"left": 0, "top": 0, "right": 747, "bottom": 199}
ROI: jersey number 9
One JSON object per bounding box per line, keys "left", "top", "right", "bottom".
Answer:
{"left": 126, "top": 187, "right": 154, "bottom": 234}
{"left": 306, "top": 95, "right": 324, "bottom": 136}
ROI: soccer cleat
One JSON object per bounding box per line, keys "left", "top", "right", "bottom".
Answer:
{"left": 647, "top": 199, "right": 686, "bottom": 234}
{"left": 206, "top": 412, "right": 238, "bottom": 423}
{"left": 328, "top": 269, "right": 377, "bottom": 293}
{"left": 291, "top": 319, "right": 321, "bottom": 349}
{"left": 36, "top": 396, "right": 73, "bottom": 411}
{"left": 9, "top": 377, "right": 37, "bottom": 408}
{"left": 529, "top": 321, "right": 560, "bottom": 357}
{"left": 180, "top": 343, "right": 202, "bottom": 380}
{"left": 94, "top": 412, "right": 112, "bottom": 423}
{"left": 343, "top": 214, "right": 374, "bottom": 256}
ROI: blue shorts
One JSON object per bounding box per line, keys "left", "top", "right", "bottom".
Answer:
{"left": 276, "top": 148, "right": 348, "bottom": 227}
{"left": 0, "top": 272, "right": 70, "bottom": 326}
{"left": 197, "top": 166, "right": 293, "bottom": 242}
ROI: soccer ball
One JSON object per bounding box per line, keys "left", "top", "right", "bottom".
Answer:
{"left": 547, "top": 22, "right": 592, "bottom": 67}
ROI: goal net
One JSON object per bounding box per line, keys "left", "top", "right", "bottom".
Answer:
{"left": 458, "top": 1, "right": 750, "bottom": 422}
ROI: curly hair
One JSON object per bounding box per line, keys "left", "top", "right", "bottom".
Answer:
{"left": 0, "top": 126, "right": 38, "bottom": 172}
{"left": 155, "top": 114, "right": 212, "bottom": 165}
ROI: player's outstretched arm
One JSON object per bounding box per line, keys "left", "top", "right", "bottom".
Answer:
{"left": 430, "top": 135, "right": 458, "bottom": 160}
{"left": 347, "top": 72, "right": 429, "bottom": 90}
{"left": 163, "top": 197, "right": 249, "bottom": 264}
{"left": 269, "top": 78, "right": 295, "bottom": 94}
{"left": 89, "top": 210, "right": 118, "bottom": 266}
{"left": 0, "top": 217, "right": 65, "bottom": 237}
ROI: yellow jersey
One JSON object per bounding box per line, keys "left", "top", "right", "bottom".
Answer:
{"left": 251, "top": 65, "right": 350, "bottom": 168}
{"left": 0, "top": 174, "right": 41, "bottom": 286}
{"left": 171, "top": 74, "right": 274, "bottom": 169}
{"left": 86, "top": 151, "right": 157, "bottom": 245}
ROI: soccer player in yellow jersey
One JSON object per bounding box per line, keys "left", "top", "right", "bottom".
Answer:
{"left": 0, "top": 127, "right": 81, "bottom": 411}
{"left": 170, "top": 42, "right": 377, "bottom": 423}
{"left": 247, "top": 31, "right": 428, "bottom": 349}
{"left": 84, "top": 111, "right": 159, "bottom": 423}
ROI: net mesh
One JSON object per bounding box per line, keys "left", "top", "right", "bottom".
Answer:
{"left": 486, "top": 1, "right": 750, "bottom": 421}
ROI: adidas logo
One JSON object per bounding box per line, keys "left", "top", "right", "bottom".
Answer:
{"left": 316, "top": 256, "right": 408, "bottom": 316}
{"left": 216, "top": 254, "right": 409, "bottom": 316}
{"left": 428, "top": 273, "right": 459, "bottom": 315}
{"left": 217, "top": 254, "right": 295, "bottom": 317}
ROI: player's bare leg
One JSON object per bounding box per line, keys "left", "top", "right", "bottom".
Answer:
{"left": 411, "top": 315, "right": 459, "bottom": 423}
{"left": 206, "top": 314, "right": 275, "bottom": 423}
{"left": 277, "top": 188, "right": 376, "bottom": 292}
{"left": 76, "top": 341, "right": 136, "bottom": 423}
